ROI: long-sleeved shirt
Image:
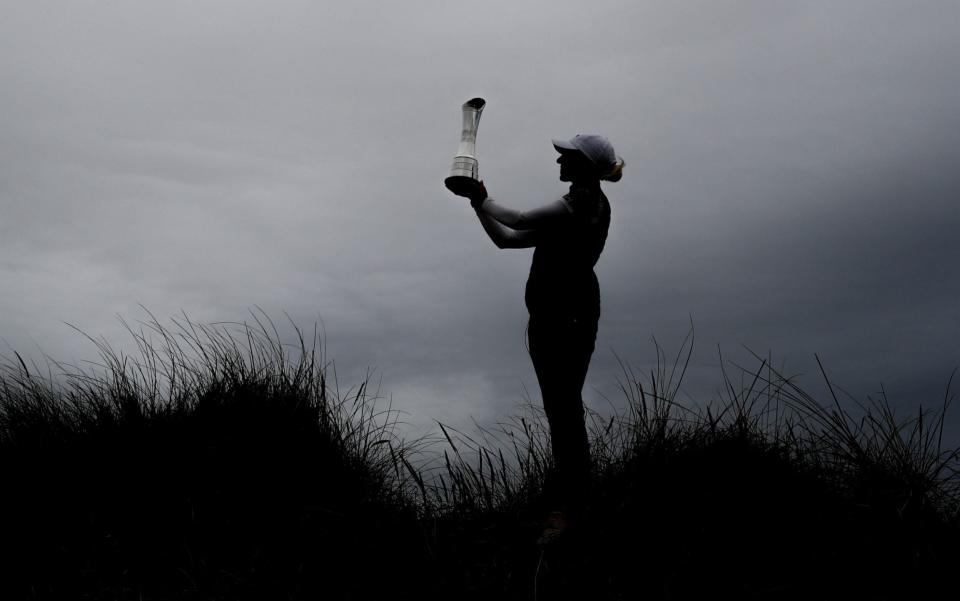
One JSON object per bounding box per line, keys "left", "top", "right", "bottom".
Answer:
{"left": 474, "top": 182, "right": 611, "bottom": 319}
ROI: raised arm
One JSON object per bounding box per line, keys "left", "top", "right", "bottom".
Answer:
{"left": 473, "top": 208, "right": 538, "bottom": 249}
{"left": 456, "top": 180, "right": 571, "bottom": 249}
{"left": 480, "top": 197, "right": 572, "bottom": 229}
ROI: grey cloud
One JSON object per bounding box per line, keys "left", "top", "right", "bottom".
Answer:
{"left": 2, "top": 1, "right": 959, "bottom": 444}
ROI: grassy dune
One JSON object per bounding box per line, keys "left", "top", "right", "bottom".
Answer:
{"left": 1, "top": 314, "right": 957, "bottom": 600}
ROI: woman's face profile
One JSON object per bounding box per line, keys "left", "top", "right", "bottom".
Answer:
{"left": 556, "top": 151, "right": 594, "bottom": 182}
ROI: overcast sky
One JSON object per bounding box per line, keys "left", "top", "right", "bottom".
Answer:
{"left": 2, "top": 1, "right": 959, "bottom": 443}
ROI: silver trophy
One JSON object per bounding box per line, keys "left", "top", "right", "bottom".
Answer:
{"left": 444, "top": 97, "right": 486, "bottom": 196}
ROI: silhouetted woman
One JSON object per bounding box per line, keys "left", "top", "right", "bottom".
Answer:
{"left": 457, "top": 135, "right": 623, "bottom": 541}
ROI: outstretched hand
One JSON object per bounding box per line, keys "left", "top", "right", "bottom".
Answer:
{"left": 460, "top": 179, "right": 488, "bottom": 208}
{"left": 467, "top": 181, "right": 487, "bottom": 209}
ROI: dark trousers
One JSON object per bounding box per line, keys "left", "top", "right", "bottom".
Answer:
{"left": 528, "top": 313, "right": 597, "bottom": 515}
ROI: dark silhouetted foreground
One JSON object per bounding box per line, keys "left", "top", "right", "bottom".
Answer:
{"left": 1, "top": 315, "right": 957, "bottom": 600}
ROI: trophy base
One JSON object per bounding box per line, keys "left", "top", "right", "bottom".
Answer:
{"left": 446, "top": 155, "right": 479, "bottom": 197}
{"left": 444, "top": 175, "right": 480, "bottom": 197}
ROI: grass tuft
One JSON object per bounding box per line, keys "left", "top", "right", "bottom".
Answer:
{"left": 0, "top": 310, "right": 426, "bottom": 600}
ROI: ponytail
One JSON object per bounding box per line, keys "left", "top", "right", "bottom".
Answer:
{"left": 601, "top": 157, "right": 625, "bottom": 182}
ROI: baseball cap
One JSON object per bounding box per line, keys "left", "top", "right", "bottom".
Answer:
{"left": 552, "top": 134, "right": 618, "bottom": 170}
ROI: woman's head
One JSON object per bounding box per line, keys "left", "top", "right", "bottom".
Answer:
{"left": 553, "top": 134, "right": 624, "bottom": 183}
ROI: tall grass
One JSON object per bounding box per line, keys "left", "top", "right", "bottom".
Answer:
{"left": 0, "top": 310, "right": 427, "bottom": 600}
{"left": 427, "top": 328, "right": 960, "bottom": 599}
{"left": 1, "top": 313, "right": 957, "bottom": 600}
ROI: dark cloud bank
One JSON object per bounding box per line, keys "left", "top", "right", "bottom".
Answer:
{"left": 1, "top": 1, "right": 958, "bottom": 443}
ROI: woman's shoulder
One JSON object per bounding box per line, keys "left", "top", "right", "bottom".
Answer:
{"left": 564, "top": 186, "right": 609, "bottom": 218}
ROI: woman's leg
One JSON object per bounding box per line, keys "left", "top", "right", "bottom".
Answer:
{"left": 528, "top": 314, "right": 597, "bottom": 516}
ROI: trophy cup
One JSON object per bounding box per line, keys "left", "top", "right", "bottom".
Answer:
{"left": 444, "top": 97, "right": 486, "bottom": 196}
